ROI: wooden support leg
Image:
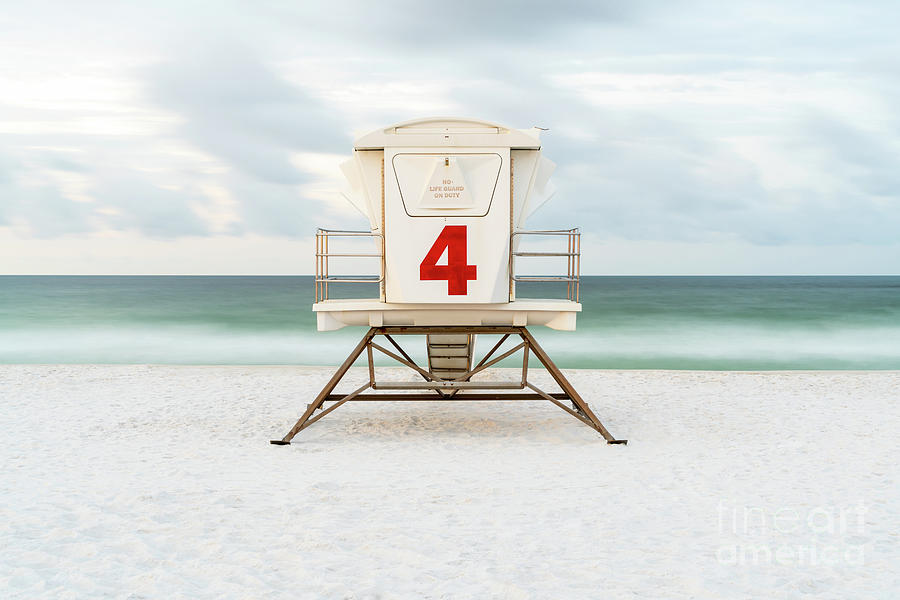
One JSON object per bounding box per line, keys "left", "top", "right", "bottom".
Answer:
{"left": 518, "top": 328, "right": 627, "bottom": 444}
{"left": 270, "top": 328, "right": 377, "bottom": 445}
{"left": 292, "top": 382, "right": 371, "bottom": 431}
{"left": 526, "top": 382, "right": 600, "bottom": 430}
{"left": 269, "top": 326, "right": 626, "bottom": 445}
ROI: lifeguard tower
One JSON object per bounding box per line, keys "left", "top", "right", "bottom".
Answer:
{"left": 271, "top": 117, "right": 625, "bottom": 444}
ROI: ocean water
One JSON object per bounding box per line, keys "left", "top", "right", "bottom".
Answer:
{"left": 1, "top": 276, "right": 899, "bottom": 369}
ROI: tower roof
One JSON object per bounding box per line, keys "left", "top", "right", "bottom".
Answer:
{"left": 353, "top": 117, "right": 543, "bottom": 150}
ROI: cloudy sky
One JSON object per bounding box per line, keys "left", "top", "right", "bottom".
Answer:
{"left": 1, "top": 1, "right": 899, "bottom": 274}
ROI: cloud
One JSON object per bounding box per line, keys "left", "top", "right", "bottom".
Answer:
{"left": 0, "top": 183, "right": 95, "bottom": 238}
{"left": 0, "top": 150, "right": 95, "bottom": 237}
{"left": 804, "top": 115, "right": 900, "bottom": 196}
{"left": 146, "top": 44, "right": 348, "bottom": 185}
{"left": 38, "top": 154, "right": 90, "bottom": 173}
{"left": 0, "top": 146, "right": 211, "bottom": 238}
{"left": 436, "top": 41, "right": 900, "bottom": 247}
{"left": 2, "top": 0, "right": 900, "bottom": 274}
{"left": 255, "top": 1, "right": 640, "bottom": 51}
{"left": 92, "top": 175, "right": 210, "bottom": 238}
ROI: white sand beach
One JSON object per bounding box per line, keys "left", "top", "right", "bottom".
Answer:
{"left": 2, "top": 366, "right": 897, "bottom": 599}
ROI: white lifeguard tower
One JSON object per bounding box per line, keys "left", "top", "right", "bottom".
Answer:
{"left": 272, "top": 117, "right": 625, "bottom": 444}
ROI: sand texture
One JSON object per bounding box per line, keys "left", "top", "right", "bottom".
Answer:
{"left": 2, "top": 366, "right": 898, "bottom": 598}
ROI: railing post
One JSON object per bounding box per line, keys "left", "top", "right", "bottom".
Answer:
{"left": 322, "top": 232, "right": 328, "bottom": 300}
{"left": 576, "top": 230, "right": 581, "bottom": 303}
{"left": 509, "top": 232, "right": 516, "bottom": 302}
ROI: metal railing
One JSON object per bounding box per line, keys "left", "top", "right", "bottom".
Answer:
{"left": 510, "top": 228, "right": 581, "bottom": 302}
{"left": 315, "top": 227, "right": 580, "bottom": 303}
{"left": 315, "top": 229, "right": 384, "bottom": 302}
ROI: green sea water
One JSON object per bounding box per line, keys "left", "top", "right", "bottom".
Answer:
{"left": 1, "top": 276, "right": 899, "bottom": 369}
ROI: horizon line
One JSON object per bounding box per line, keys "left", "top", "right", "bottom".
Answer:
{"left": 3, "top": 273, "right": 900, "bottom": 277}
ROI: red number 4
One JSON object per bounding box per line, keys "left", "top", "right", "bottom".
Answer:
{"left": 419, "top": 225, "right": 477, "bottom": 295}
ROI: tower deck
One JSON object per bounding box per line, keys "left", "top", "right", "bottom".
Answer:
{"left": 314, "top": 298, "right": 581, "bottom": 331}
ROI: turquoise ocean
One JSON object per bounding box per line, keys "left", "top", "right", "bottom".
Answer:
{"left": 1, "top": 276, "right": 899, "bottom": 369}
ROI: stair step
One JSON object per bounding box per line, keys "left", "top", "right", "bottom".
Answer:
{"left": 430, "top": 358, "right": 468, "bottom": 367}
{"left": 428, "top": 334, "right": 469, "bottom": 344}
{"left": 428, "top": 347, "right": 469, "bottom": 356}
{"left": 432, "top": 371, "right": 465, "bottom": 379}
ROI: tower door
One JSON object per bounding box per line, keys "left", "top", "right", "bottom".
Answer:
{"left": 384, "top": 147, "right": 511, "bottom": 304}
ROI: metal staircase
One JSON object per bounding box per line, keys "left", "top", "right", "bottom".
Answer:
{"left": 426, "top": 334, "right": 474, "bottom": 380}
